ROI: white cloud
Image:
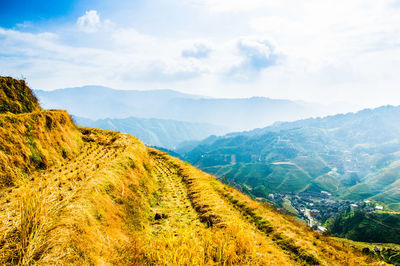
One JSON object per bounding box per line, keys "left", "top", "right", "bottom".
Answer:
{"left": 2, "top": 1, "right": 400, "bottom": 108}
{"left": 227, "top": 37, "right": 281, "bottom": 80}
{"left": 181, "top": 42, "right": 213, "bottom": 58}
{"left": 0, "top": 26, "right": 208, "bottom": 90}
{"left": 111, "top": 28, "right": 155, "bottom": 50}
{"left": 126, "top": 59, "right": 207, "bottom": 82}
{"left": 77, "top": 10, "right": 102, "bottom": 33}
{"left": 237, "top": 37, "right": 279, "bottom": 67}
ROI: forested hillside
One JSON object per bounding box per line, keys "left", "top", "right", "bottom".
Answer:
{"left": 182, "top": 106, "right": 400, "bottom": 210}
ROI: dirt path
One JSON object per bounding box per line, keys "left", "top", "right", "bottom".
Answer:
{"left": 150, "top": 153, "right": 297, "bottom": 265}
{"left": 150, "top": 155, "right": 203, "bottom": 235}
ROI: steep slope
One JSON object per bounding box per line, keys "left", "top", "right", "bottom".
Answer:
{"left": 182, "top": 105, "right": 400, "bottom": 209}
{"left": 136, "top": 150, "right": 385, "bottom": 265}
{"left": 1, "top": 135, "right": 384, "bottom": 265}
{"left": 0, "top": 127, "right": 156, "bottom": 264}
{"left": 0, "top": 77, "right": 80, "bottom": 187}
{"left": 0, "top": 78, "right": 385, "bottom": 264}
{"left": 326, "top": 209, "right": 400, "bottom": 244}
{"left": 0, "top": 110, "right": 81, "bottom": 187}
{"left": 73, "top": 115, "right": 227, "bottom": 149}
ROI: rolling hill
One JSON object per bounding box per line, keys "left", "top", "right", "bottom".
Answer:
{"left": 181, "top": 105, "right": 400, "bottom": 210}
{"left": 73, "top": 116, "right": 227, "bottom": 149}
{"left": 0, "top": 77, "right": 386, "bottom": 264}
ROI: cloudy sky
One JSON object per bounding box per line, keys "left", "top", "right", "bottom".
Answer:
{"left": 1, "top": 0, "right": 400, "bottom": 107}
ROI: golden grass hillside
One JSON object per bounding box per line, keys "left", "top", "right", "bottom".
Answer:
{"left": 0, "top": 77, "right": 41, "bottom": 114}
{"left": 0, "top": 77, "right": 388, "bottom": 265}
{"left": 0, "top": 127, "right": 387, "bottom": 265}
{"left": 0, "top": 110, "right": 81, "bottom": 187}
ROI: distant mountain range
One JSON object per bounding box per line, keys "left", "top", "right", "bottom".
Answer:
{"left": 73, "top": 116, "right": 227, "bottom": 149}
{"left": 180, "top": 105, "right": 400, "bottom": 211}
{"left": 35, "top": 86, "right": 358, "bottom": 131}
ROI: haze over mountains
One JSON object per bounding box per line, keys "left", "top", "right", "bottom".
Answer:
{"left": 35, "top": 85, "right": 358, "bottom": 131}
{"left": 181, "top": 105, "right": 400, "bottom": 211}
{"left": 73, "top": 116, "right": 227, "bottom": 149}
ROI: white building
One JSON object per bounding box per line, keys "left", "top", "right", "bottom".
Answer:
{"left": 321, "top": 191, "right": 332, "bottom": 196}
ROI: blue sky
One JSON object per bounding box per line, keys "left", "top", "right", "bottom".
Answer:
{"left": 1, "top": 0, "right": 400, "bottom": 107}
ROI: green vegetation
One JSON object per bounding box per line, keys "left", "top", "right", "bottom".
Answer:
{"left": 181, "top": 106, "right": 400, "bottom": 210}
{"left": 325, "top": 210, "right": 400, "bottom": 244}
{"left": 333, "top": 237, "right": 400, "bottom": 266}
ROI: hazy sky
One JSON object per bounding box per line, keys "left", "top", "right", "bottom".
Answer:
{"left": 1, "top": 0, "right": 400, "bottom": 107}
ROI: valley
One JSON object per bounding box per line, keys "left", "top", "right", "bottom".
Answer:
{"left": 0, "top": 76, "right": 390, "bottom": 264}
{"left": 181, "top": 106, "right": 400, "bottom": 212}
{"left": 3, "top": 0, "right": 400, "bottom": 264}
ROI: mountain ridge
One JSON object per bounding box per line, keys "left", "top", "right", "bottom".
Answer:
{"left": 35, "top": 85, "right": 358, "bottom": 131}
{"left": 0, "top": 76, "right": 387, "bottom": 264}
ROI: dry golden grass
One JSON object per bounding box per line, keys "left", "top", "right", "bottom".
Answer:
{"left": 0, "top": 120, "right": 388, "bottom": 265}
{"left": 0, "top": 84, "right": 389, "bottom": 265}
{"left": 0, "top": 126, "right": 156, "bottom": 265}
{"left": 157, "top": 151, "right": 386, "bottom": 266}
{"left": 0, "top": 110, "right": 81, "bottom": 187}
{"left": 0, "top": 77, "right": 41, "bottom": 114}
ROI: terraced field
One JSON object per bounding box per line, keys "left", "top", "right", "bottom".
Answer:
{"left": 0, "top": 126, "right": 388, "bottom": 265}
{"left": 146, "top": 151, "right": 293, "bottom": 265}
{"left": 151, "top": 155, "right": 203, "bottom": 235}
{"left": 0, "top": 126, "right": 387, "bottom": 265}
{"left": 0, "top": 76, "right": 388, "bottom": 265}
{"left": 147, "top": 150, "right": 386, "bottom": 265}
{"left": 0, "top": 128, "right": 130, "bottom": 264}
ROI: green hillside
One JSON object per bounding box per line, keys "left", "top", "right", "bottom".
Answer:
{"left": 326, "top": 210, "right": 400, "bottom": 244}
{"left": 181, "top": 106, "right": 400, "bottom": 210}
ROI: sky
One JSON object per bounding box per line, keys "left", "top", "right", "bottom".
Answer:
{"left": 1, "top": 0, "right": 400, "bottom": 107}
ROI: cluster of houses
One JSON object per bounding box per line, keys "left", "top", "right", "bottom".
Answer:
{"left": 267, "top": 191, "right": 384, "bottom": 230}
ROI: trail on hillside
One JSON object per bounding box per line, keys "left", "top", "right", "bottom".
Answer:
{"left": 151, "top": 156, "right": 203, "bottom": 235}
{"left": 148, "top": 152, "right": 388, "bottom": 265}
{"left": 148, "top": 153, "right": 298, "bottom": 265}
{"left": 0, "top": 138, "right": 385, "bottom": 265}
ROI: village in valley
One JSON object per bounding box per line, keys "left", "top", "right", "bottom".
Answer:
{"left": 265, "top": 191, "right": 384, "bottom": 232}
